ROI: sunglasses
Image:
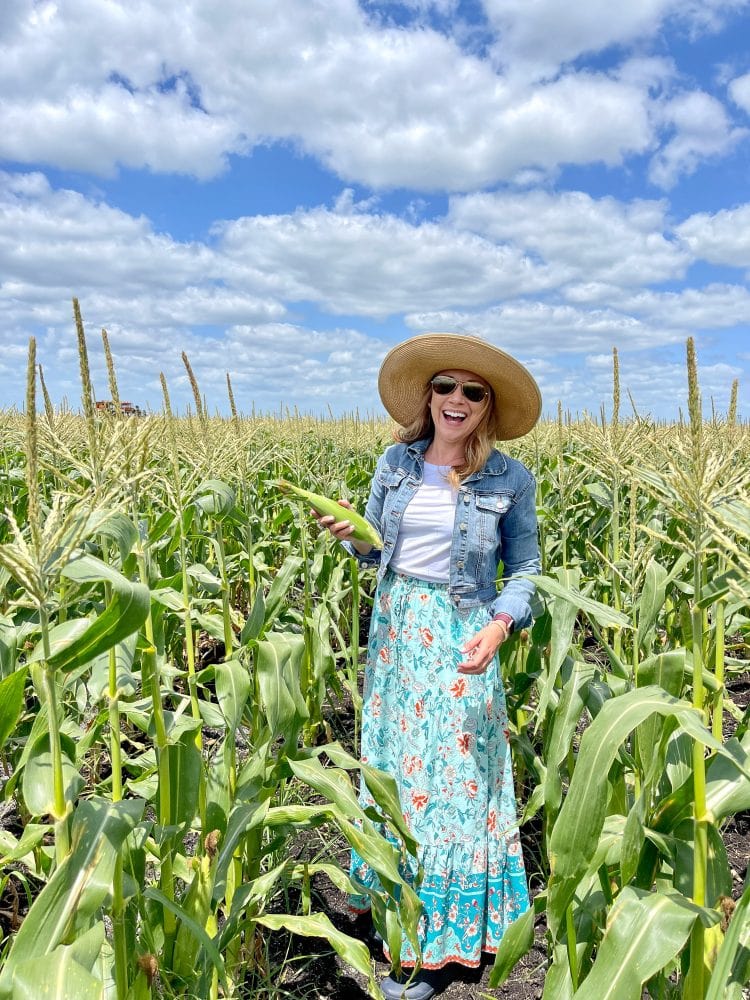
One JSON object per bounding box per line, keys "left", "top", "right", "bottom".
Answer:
{"left": 430, "top": 375, "right": 489, "bottom": 404}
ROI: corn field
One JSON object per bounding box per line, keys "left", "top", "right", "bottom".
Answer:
{"left": 0, "top": 307, "right": 749, "bottom": 1000}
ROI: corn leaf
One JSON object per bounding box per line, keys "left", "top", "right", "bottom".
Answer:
{"left": 0, "top": 668, "right": 27, "bottom": 750}
{"left": 574, "top": 887, "right": 718, "bottom": 1000}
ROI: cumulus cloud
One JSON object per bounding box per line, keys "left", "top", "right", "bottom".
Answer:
{"left": 215, "top": 204, "right": 557, "bottom": 315}
{"left": 483, "top": 0, "right": 749, "bottom": 79}
{"left": 648, "top": 90, "right": 748, "bottom": 188}
{"left": 579, "top": 351, "right": 742, "bottom": 418}
{"left": 729, "top": 71, "right": 750, "bottom": 113}
{"left": 605, "top": 284, "right": 750, "bottom": 327}
{"left": 405, "top": 301, "right": 685, "bottom": 354}
{"left": 448, "top": 190, "right": 688, "bottom": 285}
{"left": 484, "top": 0, "right": 675, "bottom": 77}
{"left": 676, "top": 203, "right": 750, "bottom": 266}
{"left": 0, "top": 0, "right": 690, "bottom": 189}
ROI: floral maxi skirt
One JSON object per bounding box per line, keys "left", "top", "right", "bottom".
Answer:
{"left": 349, "top": 570, "right": 530, "bottom": 969}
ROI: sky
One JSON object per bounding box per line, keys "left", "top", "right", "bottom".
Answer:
{"left": 2, "top": 0, "right": 750, "bottom": 422}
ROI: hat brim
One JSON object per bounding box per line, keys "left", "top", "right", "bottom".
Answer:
{"left": 378, "top": 333, "right": 542, "bottom": 440}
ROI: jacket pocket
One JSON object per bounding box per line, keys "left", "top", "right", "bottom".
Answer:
{"left": 473, "top": 491, "right": 514, "bottom": 550}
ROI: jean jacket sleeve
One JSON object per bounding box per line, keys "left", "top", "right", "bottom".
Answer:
{"left": 489, "top": 471, "right": 541, "bottom": 630}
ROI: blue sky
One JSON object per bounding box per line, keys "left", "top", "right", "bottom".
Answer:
{"left": 2, "top": 0, "right": 750, "bottom": 421}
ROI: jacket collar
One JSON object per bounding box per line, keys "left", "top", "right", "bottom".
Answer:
{"left": 404, "top": 437, "right": 508, "bottom": 478}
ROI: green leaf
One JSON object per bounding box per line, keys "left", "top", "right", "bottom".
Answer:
{"left": 635, "top": 649, "right": 686, "bottom": 776}
{"left": 144, "top": 887, "right": 228, "bottom": 993}
{"left": 187, "top": 563, "right": 222, "bottom": 595}
{"left": 0, "top": 823, "right": 50, "bottom": 866}
{"left": 37, "top": 555, "right": 150, "bottom": 674}
{"left": 636, "top": 559, "right": 668, "bottom": 651}
{"left": 240, "top": 587, "right": 265, "bottom": 644}
{"left": 213, "top": 801, "right": 269, "bottom": 900}
{"left": 535, "top": 568, "right": 583, "bottom": 728}
{"left": 11, "top": 946, "right": 103, "bottom": 1000}
{"left": 573, "top": 887, "right": 717, "bottom": 1000}
{"left": 11, "top": 923, "right": 106, "bottom": 1000}
{"left": 263, "top": 554, "right": 304, "bottom": 628}
{"left": 530, "top": 574, "right": 631, "bottom": 628}
{"left": 287, "top": 756, "right": 362, "bottom": 819}
{"left": 255, "top": 632, "right": 308, "bottom": 743}
{"left": 0, "top": 668, "right": 27, "bottom": 750}
{"left": 488, "top": 905, "right": 535, "bottom": 987}
{"left": 164, "top": 730, "right": 202, "bottom": 828}
{"left": 543, "top": 659, "right": 594, "bottom": 818}
{"left": 94, "top": 510, "right": 138, "bottom": 565}
{"left": 85, "top": 635, "right": 137, "bottom": 702}
{"left": 705, "top": 732, "right": 750, "bottom": 821}
{"left": 360, "top": 763, "right": 420, "bottom": 858}
{"left": 22, "top": 731, "right": 83, "bottom": 818}
{"left": 215, "top": 657, "right": 251, "bottom": 734}
{"left": 193, "top": 480, "right": 235, "bottom": 518}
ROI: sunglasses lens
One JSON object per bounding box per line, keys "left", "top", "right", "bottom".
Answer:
{"left": 463, "top": 382, "right": 487, "bottom": 403}
{"left": 430, "top": 376, "right": 487, "bottom": 402}
{"left": 431, "top": 376, "right": 457, "bottom": 395}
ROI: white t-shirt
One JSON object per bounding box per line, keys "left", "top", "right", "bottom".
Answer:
{"left": 389, "top": 462, "right": 457, "bottom": 582}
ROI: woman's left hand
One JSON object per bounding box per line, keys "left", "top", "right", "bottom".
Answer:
{"left": 457, "top": 622, "right": 509, "bottom": 675}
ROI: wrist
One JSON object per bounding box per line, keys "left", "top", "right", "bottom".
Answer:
{"left": 492, "top": 613, "right": 514, "bottom": 633}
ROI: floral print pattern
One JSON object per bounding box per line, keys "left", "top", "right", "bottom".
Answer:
{"left": 349, "top": 570, "right": 530, "bottom": 969}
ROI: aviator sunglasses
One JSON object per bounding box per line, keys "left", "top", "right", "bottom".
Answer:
{"left": 430, "top": 374, "right": 489, "bottom": 404}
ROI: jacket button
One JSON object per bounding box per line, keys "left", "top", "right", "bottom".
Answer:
{"left": 457, "top": 560, "right": 464, "bottom": 569}
{"left": 459, "top": 522, "right": 467, "bottom": 532}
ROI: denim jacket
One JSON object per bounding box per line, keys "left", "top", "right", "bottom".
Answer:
{"left": 345, "top": 437, "right": 541, "bottom": 629}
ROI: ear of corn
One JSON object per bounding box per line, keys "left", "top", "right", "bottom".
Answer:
{"left": 275, "top": 479, "right": 383, "bottom": 549}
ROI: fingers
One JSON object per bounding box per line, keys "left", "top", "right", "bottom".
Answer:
{"left": 314, "top": 511, "right": 355, "bottom": 540}
{"left": 457, "top": 627, "right": 503, "bottom": 674}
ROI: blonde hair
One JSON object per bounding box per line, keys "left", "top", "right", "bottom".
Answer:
{"left": 395, "top": 384, "right": 496, "bottom": 486}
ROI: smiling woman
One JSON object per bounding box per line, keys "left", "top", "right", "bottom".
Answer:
{"left": 314, "top": 332, "right": 542, "bottom": 1000}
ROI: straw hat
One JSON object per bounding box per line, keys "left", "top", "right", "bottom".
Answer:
{"left": 378, "top": 332, "right": 542, "bottom": 440}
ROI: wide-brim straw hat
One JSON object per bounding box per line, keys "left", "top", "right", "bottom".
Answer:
{"left": 378, "top": 332, "right": 542, "bottom": 440}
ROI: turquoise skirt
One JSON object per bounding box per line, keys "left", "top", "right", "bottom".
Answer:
{"left": 349, "top": 570, "right": 530, "bottom": 970}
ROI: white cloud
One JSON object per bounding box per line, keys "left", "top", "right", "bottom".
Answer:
{"left": 0, "top": 0, "right": 680, "bottom": 189}
{"left": 676, "top": 203, "right": 750, "bottom": 266}
{"left": 605, "top": 284, "right": 750, "bottom": 328}
{"left": 729, "top": 71, "right": 750, "bottom": 113}
{"left": 484, "top": 0, "right": 674, "bottom": 77}
{"left": 483, "top": 0, "right": 749, "bottom": 79}
{"left": 405, "top": 301, "right": 685, "bottom": 353}
{"left": 648, "top": 90, "right": 748, "bottom": 188}
{"left": 0, "top": 85, "right": 240, "bottom": 179}
{"left": 448, "top": 190, "right": 688, "bottom": 285}
{"left": 215, "top": 204, "right": 558, "bottom": 315}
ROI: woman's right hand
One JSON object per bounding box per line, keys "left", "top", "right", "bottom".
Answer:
{"left": 312, "top": 499, "right": 374, "bottom": 555}
{"left": 311, "top": 499, "right": 356, "bottom": 541}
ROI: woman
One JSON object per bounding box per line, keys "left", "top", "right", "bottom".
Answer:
{"left": 316, "top": 333, "right": 541, "bottom": 1000}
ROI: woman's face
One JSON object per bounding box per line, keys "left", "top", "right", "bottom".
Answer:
{"left": 429, "top": 369, "right": 491, "bottom": 448}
